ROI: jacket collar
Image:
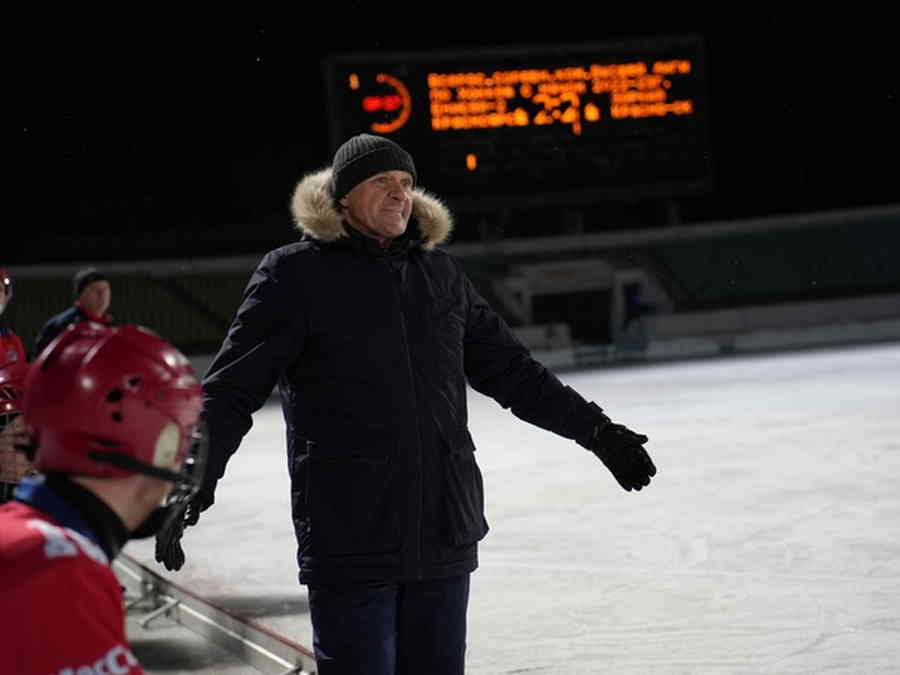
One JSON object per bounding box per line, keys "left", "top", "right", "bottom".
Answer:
{"left": 74, "top": 301, "right": 111, "bottom": 324}
{"left": 15, "top": 474, "right": 128, "bottom": 562}
{"left": 338, "top": 220, "right": 421, "bottom": 258}
{"left": 290, "top": 168, "right": 454, "bottom": 250}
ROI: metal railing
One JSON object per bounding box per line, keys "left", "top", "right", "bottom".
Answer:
{"left": 115, "top": 553, "right": 318, "bottom": 675}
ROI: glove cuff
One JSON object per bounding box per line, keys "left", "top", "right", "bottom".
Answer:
{"left": 576, "top": 402, "right": 612, "bottom": 451}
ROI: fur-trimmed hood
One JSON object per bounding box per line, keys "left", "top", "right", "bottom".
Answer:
{"left": 290, "top": 169, "right": 454, "bottom": 250}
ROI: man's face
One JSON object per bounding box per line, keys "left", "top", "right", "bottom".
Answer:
{"left": 341, "top": 170, "right": 414, "bottom": 243}
{"left": 79, "top": 280, "right": 111, "bottom": 317}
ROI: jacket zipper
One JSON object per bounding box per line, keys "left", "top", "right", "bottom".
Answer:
{"left": 391, "top": 257, "right": 425, "bottom": 580}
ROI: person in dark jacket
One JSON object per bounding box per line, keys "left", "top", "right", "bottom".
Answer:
{"left": 156, "top": 134, "right": 657, "bottom": 675}
{"left": 31, "top": 267, "right": 113, "bottom": 360}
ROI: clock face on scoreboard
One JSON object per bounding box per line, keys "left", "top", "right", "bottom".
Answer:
{"left": 323, "top": 34, "right": 713, "bottom": 207}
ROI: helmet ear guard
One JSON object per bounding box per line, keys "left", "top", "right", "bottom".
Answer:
{"left": 23, "top": 324, "right": 205, "bottom": 489}
{"left": 153, "top": 422, "right": 181, "bottom": 469}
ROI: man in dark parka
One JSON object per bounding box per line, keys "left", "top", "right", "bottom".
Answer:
{"left": 157, "top": 134, "right": 657, "bottom": 675}
{"left": 31, "top": 267, "right": 113, "bottom": 360}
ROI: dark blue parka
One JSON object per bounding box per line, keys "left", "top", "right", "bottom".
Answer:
{"left": 202, "top": 169, "right": 602, "bottom": 585}
{"left": 31, "top": 305, "right": 112, "bottom": 361}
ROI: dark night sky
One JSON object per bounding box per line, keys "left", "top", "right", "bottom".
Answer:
{"left": 15, "top": 12, "right": 899, "bottom": 260}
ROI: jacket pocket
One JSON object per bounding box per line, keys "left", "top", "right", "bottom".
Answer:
{"left": 431, "top": 297, "right": 465, "bottom": 344}
{"left": 442, "top": 433, "right": 489, "bottom": 548}
{"left": 305, "top": 441, "right": 401, "bottom": 558}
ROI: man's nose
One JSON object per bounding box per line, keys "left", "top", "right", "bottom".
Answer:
{"left": 388, "top": 185, "right": 409, "bottom": 199}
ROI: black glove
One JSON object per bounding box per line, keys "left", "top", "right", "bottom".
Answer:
{"left": 154, "top": 489, "right": 211, "bottom": 571}
{"left": 586, "top": 404, "right": 656, "bottom": 491}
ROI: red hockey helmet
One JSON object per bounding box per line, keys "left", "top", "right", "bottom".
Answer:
{"left": 0, "top": 268, "right": 10, "bottom": 297}
{"left": 0, "top": 268, "right": 11, "bottom": 316}
{"left": 23, "top": 323, "right": 204, "bottom": 489}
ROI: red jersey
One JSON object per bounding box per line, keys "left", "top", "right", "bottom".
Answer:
{"left": 0, "top": 498, "right": 144, "bottom": 675}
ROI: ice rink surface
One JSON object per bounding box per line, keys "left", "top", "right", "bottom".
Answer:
{"left": 126, "top": 341, "right": 900, "bottom": 674}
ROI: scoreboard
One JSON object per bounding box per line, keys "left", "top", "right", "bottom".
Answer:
{"left": 323, "top": 35, "right": 713, "bottom": 208}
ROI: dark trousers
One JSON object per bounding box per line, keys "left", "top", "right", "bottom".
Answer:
{"left": 307, "top": 574, "right": 470, "bottom": 675}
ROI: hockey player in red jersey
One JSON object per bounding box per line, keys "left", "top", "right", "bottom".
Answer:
{"left": 0, "top": 322, "right": 205, "bottom": 675}
{"left": 1, "top": 267, "right": 33, "bottom": 502}
{"left": 0, "top": 268, "right": 26, "bottom": 367}
{"left": 0, "top": 354, "right": 30, "bottom": 502}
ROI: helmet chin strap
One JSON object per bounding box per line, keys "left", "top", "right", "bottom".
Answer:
{"left": 87, "top": 450, "right": 202, "bottom": 537}
{"left": 88, "top": 450, "right": 185, "bottom": 483}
